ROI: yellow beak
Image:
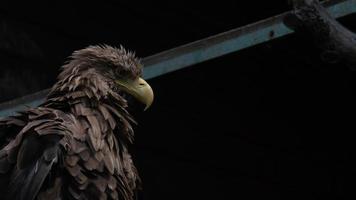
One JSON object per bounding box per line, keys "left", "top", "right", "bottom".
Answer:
{"left": 115, "top": 77, "right": 154, "bottom": 110}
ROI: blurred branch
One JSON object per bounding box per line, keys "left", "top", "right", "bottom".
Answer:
{"left": 289, "top": 0, "right": 356, "bottom": 68}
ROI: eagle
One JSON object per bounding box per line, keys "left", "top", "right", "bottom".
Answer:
{"left": 0, "top": 45, "right": 154, "bottom": 200}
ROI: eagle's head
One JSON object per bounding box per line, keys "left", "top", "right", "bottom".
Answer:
{"left": 52, "top": 45, "right": 154, "bottom": 110}
{"left": 44, "top": 45, "right": 149, "bottom": 199}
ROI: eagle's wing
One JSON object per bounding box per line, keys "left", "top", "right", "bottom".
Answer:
{"left": 0, "top": 109, "right": 66, "bottom": 200}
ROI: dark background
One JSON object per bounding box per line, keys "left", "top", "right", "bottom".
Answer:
{"left": 1, "top": 1, "right": 356, "bottom": 199}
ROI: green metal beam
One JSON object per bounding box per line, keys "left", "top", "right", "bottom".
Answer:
{"left": 1, "top": 0, "right": 356, "bottom": 117}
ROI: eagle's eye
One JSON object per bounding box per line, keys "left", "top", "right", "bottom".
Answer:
{"left": 114, "top": 66, "right": 130, "bottom": 78}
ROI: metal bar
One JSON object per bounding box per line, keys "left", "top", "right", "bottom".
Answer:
{"left": 1, "top": 0, "right": 356, "bottom": 117}
{"left": 0, "top": 89, "right": 50, "bottom": 117}
{"left": 142, "top": 0, "right": 356, "bottom": 79}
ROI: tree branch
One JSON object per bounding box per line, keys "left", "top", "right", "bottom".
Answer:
{"left": 290, "top": 0, "right": 356, "bottom": 68}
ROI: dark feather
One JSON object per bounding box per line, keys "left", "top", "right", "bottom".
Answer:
{"left": 7, "top": 144, "right": 60, "bottom": 200}
{"left": 16, "top": 134, "right": 42, "bottom": 169}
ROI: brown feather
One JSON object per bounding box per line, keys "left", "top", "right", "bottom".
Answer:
{"left": 79, "top": 149, "right": 90, "bottom": 161}
{"left": 84, "top": 156, "right": 99, "bottom": 171}
{"left": 74, "top": 171, "right": 88, "bottom": 185}
{"left": 103, "top": 151, "right": 115, "bottom": 175}
{"left": 65, "top": 155, "right": 80, "bottom": 167}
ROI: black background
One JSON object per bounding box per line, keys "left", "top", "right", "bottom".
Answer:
{"left": 1, "top": 1, "right": 356, "bottom": 199}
